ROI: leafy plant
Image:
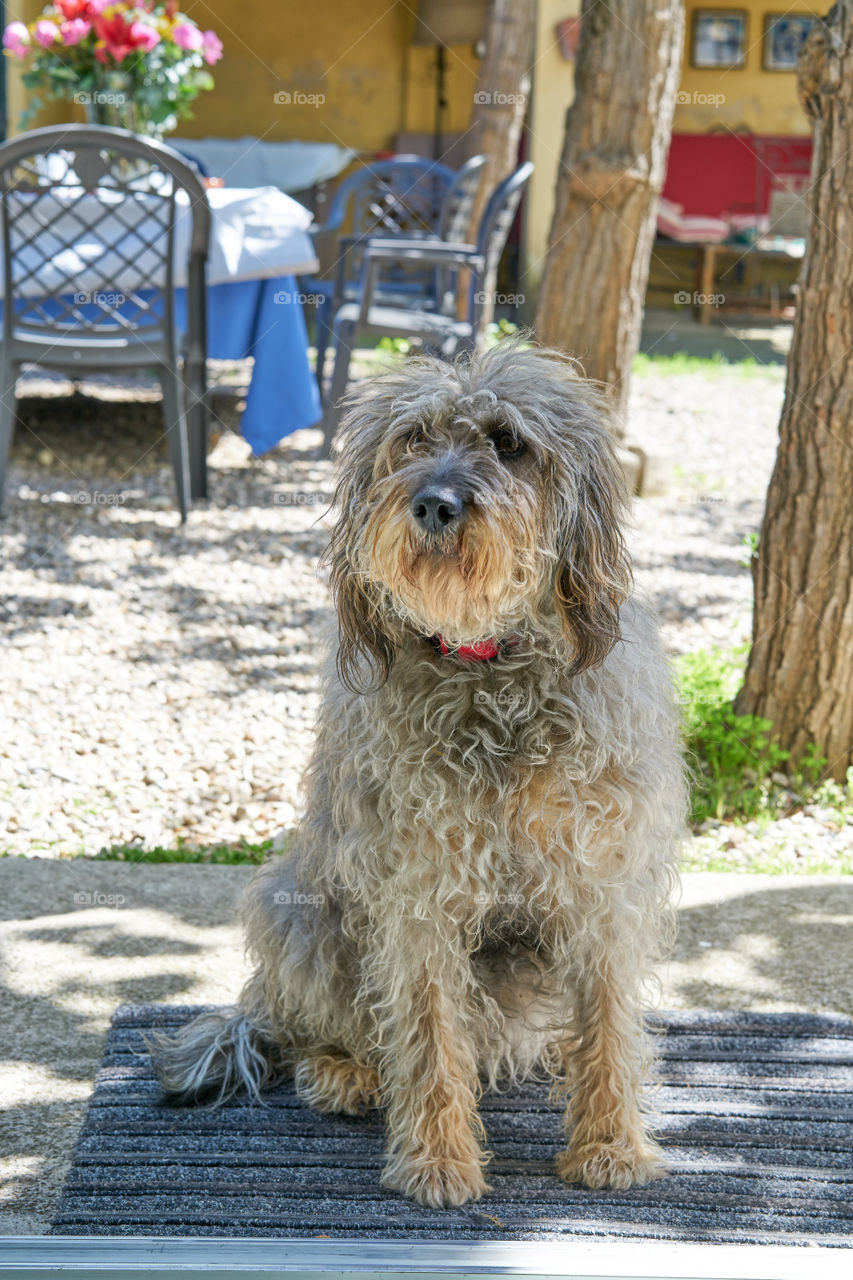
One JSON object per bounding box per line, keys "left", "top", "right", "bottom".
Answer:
{"left": 739, "top": 531, "right": 760, "bottom": 569}
{"left": 677, "top": 646, "right": 791, "bottom": 825}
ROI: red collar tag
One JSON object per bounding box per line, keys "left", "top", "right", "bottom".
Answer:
{"left": 434, "top": 635, "right": 502, "bottom": 661}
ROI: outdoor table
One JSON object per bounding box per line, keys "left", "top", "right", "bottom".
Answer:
{"left": 181, "top": 185, "right": 322, "bottom": 454}
{"left": 2, "top": 184, "right": 322, "bottom": 456}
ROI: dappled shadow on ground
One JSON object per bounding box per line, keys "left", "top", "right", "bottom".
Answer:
{"left": 669, "top": 880, "right": 853, "bottom": 1015}
{"left": 0, "top": 858, "right": 252, "bottom": 1232}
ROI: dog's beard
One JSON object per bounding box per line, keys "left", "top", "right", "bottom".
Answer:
{"left": 361, "top": 495, "right": 541, "bottom": 647}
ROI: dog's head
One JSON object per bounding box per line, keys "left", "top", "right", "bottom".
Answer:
{"left": 328, "top": 344, "right": 631, "bottom": 692}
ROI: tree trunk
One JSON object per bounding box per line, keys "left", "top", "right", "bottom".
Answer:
{"left": 736, "top": 3, "right": 853, "bottom": 780}
{"left": 465, "top": 0, "right": 535, "bottom": 322}
{"left": 535, "top": 0, "right": 684, "bottom": 434}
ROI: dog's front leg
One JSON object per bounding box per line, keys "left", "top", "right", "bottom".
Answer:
{"left": 374, "top": 916, "right": 489, "bottom": 1208}
{"left": 554, "top": 935, "right": 667, "bottom": 1190}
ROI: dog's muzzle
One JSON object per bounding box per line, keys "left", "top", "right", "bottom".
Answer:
{"left": 411, "top": 485, "right": 464, "bottom": 535}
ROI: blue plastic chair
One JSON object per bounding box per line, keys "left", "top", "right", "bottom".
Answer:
{"left": 306, "top": 156, "right": 462, "bottom": 396}
{"left": 321, "top": 161, "right": 534, "bottom": 456}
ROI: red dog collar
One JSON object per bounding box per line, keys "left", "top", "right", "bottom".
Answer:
{"left": 429, "top": 635, "right": 517, "bottom": 662}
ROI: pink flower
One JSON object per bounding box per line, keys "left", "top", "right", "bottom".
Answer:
{"left": 34, "top": 20, "right": 60, "bottom": 48}
{"left": 201, "top": 29, "right": 222, "bottom": 65}
{"left": 87, "top": 0, "right": 110, "bottom": 11}
{"left": 3, "top": 21, "right": 31, "bottom": 57}
{"left": 60, "top": 18, "right": 91, "bottom": 45}
{"left": 129, "top": 20, "right": 159, "bottom": 52}
{"left": 172, "top": 21, "right": 202, "bottom": 52}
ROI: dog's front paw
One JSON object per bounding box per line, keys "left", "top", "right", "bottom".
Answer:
{"left": 381, "top": 1152, "right": 489, "bottom": 1207}
{"left": 557, "top": 1139, "right": 668, "bottom": 1190}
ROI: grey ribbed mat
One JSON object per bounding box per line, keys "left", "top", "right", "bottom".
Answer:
{"left": 50, "top": 1004, "right": 853, "bottom": 1245}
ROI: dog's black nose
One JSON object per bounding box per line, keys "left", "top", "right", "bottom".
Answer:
{"left": 411, "top": 486, "right": 464, "bottom": 534}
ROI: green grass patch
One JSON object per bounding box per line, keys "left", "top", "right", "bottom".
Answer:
{"left": 90, "top": 838, "right": 276, "bottom": 865}
{"left": 633, "top": 352, "right": 782, "bottom": 379}
{"left": 680, "top": 844, "right": 853, "bottom": 875}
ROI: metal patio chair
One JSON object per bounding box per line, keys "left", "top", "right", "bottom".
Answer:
{"left": 321, "top": 161, "right": 534, "bottom": 456}
{"left": 0, "top": 124, "right": 210, "bottom": 521}
{"left": 308, "top": 155, "right": 459, "bottom": 395}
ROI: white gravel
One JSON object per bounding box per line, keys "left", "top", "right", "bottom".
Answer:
{"left": 0, "top": 355, "right": 850, "bottom": 870}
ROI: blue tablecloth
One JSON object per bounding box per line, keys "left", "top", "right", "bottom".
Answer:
{"left": 5, "top": 276, "right": 321, "bottom": 457}
{"left": 176, "top": 274, "right": 321, "bottom": 455}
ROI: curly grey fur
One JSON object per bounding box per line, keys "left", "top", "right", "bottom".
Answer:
{"left": 151, "top": 343, "right": 687, "bottom": 1208}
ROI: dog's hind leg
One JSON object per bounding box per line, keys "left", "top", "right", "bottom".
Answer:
{"left": 293, "top": 1048, "right": 381, "bottom": 1114}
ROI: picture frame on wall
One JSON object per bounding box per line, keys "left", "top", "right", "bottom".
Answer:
{"left": 763, "top": 13, "right": 817, "bottom": 71}
{"left": 691, "top": 9, "right": 748, "bottom": 69}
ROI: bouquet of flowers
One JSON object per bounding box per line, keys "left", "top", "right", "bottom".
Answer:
{"left": 3, "top": 2, "right": 223, "bottom": 139}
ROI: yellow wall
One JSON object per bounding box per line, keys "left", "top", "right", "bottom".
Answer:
{"left": 674, "top": 1, "right": 823, "bottom": 136}
{"left": 5, "top": 0, "right": 480, "bottom": 153}
{"left": 523, "top": 0, "right": 580, "bottom": 308}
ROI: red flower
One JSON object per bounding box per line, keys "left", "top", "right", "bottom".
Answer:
{"left": 56, "top": 0, "right": 92, "bottom": 19}
{"left": 93, "top": 11, "right": 152, "bottom": 62}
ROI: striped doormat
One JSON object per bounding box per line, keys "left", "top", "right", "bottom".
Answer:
{"left": 50, "top": 1004, "right": 853, "bottom": 1245}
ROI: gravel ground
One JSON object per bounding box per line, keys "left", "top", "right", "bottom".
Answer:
{"left": 0, "top": 348, "right": 850, "bottom": 869}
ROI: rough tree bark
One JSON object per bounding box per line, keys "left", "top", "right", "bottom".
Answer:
{"left": 736, "top": 3, "right": 853, "bottom": 779}
{"left": 535, "top": 0, "right": 684, "bottom": 434}
{"left": 464, "top": 0, "right": 535, "bottom": 320}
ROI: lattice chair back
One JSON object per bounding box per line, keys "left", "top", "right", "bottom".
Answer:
{"left": 333, "top": 156, "right": 455, "bottom": 240}
{"left": 469, "top": 162, "right": 534, "bottom": 329}
{"left": 328, "top": 156, "right": 454, "bottom": 298}
{"left": 0, "top": 125, "right": 211, "bottom": 521}
{"left": 0, "top": 124, "right": 209, "bottom": 360}
{"left": 438, "top": 155, "right": 487, "bottom": 243}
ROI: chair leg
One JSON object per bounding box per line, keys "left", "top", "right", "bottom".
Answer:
{"left": 0, "top": 356, "right": 19, "bottom": 515}
{"left": 321, "top": 318, "right": 357, "bottom": 459}
{"left": 184, "top": 357, "right": 208, "bottom": 501}
{"left": 314, "top": 295, "right": 333, "bottom": 405}
{"left": 160, "top": 368, "right": 191, "bottom": 523}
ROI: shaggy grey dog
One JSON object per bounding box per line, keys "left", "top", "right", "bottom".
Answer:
{"left": 151, "top": 344, "right": 686, "bottom": 1209}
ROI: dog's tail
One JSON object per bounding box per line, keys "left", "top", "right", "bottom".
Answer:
{"left": 147, "top": 1007, "right": 288, "bottom": 1106}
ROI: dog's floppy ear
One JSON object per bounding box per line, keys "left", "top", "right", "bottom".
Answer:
{"left": 553, "top": 420, "right": 632, "bottom": 678}
{"left": 326, "top": 406, "right": 396, "bottom": 696}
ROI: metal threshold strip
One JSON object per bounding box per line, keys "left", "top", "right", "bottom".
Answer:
{"left": 0, "top": 1238, "right": 850, "bottom": 1280}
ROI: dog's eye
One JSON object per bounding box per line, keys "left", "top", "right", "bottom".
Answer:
{"left": 406, "top": 427, "right": 427, "bottom": 451}
{"left": 493, "top": 432, "right": 525, "bottom": 459}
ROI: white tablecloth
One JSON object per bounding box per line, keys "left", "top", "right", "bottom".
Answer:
{"left": 5, "top": 186, "right": 318, "bottom": 297}
{"left": 171, "top": 138, "right": 354, "bottom": 192}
